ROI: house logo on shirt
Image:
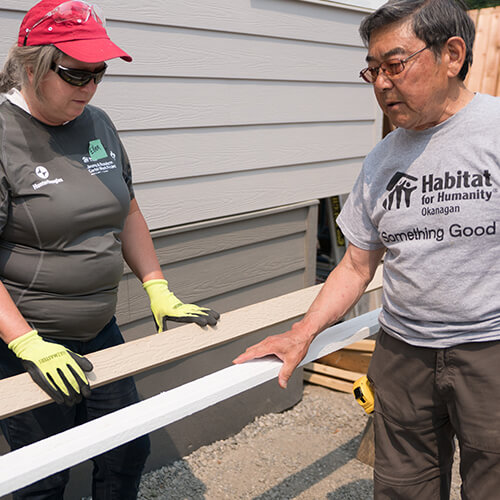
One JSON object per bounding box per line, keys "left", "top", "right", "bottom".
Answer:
{"left": 88, "top": 139, "right": 108, "bottom": 161}
{"left": 381, "top": 169, "right": 494, "bottom": 214}
{"left": 382, "top": 172, "right": 418, "bottom": 210}
{"left": 81, "top": 139, "right": 117, "bottom": 176}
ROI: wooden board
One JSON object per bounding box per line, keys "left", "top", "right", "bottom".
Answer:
{"left": 303, "top": 338, "right": 374, "bottom": 391}
{"left": 318, "top": 349, "right": 372, "bottom": 374}
{"left": 0, "top": 309, "right": 380, "bottom": 496}
{"left": 341, "top": 339, "right": 375, "bottom": 352}
{"left": 304, "top": 371, "right": 353, "bottom": 393}
{"left": 304, "top": 362, "right": 364, "bottom": 382}
{"left": 0, "top": 265, "right": 383, "bottom": 420}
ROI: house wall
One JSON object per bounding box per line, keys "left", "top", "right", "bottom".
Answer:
{"left": 1, "top": 0, "right": 381, "bottom": 230}
{"left": 0, "top": 1, "right": 381, "bottom": 497}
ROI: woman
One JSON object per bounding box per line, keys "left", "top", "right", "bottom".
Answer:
{"left": 0, "top": 1, "right": 219, "bottom": 498}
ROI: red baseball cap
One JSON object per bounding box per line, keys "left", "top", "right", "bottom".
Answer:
{"left": 18, "top": 0, "right": 132, "bottom": 63}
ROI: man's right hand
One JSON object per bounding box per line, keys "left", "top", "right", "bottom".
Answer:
{"left": 8, "top": 330, "right": 93, "bottom": 406}
{"left": 232, "top": 323, "right": 314, "bottom": 389}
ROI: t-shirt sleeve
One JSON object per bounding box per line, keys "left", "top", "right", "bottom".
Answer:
{"left": 119, "top": 139, "right": 134, "bottom": 200}
{"left": 0, "top": 129, "right": 10, "bottom": 235}
{"left": 336, "top": 169, "right": 385, "bottom": 251}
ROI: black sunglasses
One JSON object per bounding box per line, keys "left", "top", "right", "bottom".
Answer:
{"left": 50, "top": 62, "right": 107, "bottom": 87}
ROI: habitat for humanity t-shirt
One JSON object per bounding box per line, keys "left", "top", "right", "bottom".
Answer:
{"left": 337, "top": 93, "right": 500, "bottom": 348}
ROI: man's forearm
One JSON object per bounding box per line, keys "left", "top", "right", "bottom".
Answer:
{"left": 297, "top": 245, "right": 385, "bottom": 341}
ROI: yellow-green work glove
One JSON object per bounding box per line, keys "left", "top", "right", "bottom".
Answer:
{"left": 8, "top": 330, "right": 93, "bottom": 406}
{"left": 143, "top": 279, "right": 220, "bottom": 332}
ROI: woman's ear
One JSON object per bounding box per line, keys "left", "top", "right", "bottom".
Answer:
{"left": 25, "top": 65, "right": 34, "bottom": 84}
{"left": 444, "top": 36, "right": 467, "bottom": 78}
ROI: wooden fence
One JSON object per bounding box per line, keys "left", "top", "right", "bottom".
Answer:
{"left": 466, "top": 6, "right": 500, "bottom": 96}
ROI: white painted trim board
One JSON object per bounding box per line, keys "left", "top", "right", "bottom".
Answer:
{"left": 0, "top": 308, "right": 380, "bottom": 496}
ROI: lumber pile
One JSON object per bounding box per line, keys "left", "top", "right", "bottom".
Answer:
{"left": 303, "top": 339, "right": 375, "bottom": 393}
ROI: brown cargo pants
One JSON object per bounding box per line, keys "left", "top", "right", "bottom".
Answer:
{"left": 368, "top": 329, "right": 500, "bottom": 500}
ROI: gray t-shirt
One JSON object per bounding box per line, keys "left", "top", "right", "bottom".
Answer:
{"left": 0, "top": 98, "right": 134, "bottom": 341}
{"left": 337, "top": 93, "right": 500, "bottom": 348}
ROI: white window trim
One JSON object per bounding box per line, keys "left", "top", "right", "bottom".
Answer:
{"left": 297, "top": 0, "right": 385, "bottom": 13}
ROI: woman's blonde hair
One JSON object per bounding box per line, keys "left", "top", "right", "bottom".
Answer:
{"left": 0, "top": 45, "right": 63, "bottom": 97}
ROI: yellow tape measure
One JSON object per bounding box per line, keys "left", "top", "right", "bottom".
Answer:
{"left": 352, "top": 375, "right": 375, "bottom": 414}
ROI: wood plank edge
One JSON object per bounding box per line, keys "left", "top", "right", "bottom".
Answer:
{"left": 304, "top": 362, "right": 365, "bottom": 381}
{"left": 304, "top": 372, "right": 353, "bottom": 393}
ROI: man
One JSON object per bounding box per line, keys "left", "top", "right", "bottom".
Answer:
{"left": 234, "top": 0, "right": 500, "bottom": 498}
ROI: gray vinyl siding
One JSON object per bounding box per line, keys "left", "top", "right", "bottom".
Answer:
{"left": 118, "top": 201, "right": 318, "bottom": 336}
{"left": 1, "top": 0, "right": 380, "bottom": 230}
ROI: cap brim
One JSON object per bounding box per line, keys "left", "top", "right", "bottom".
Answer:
{"left": 54, "top": 38, "right": 132, "bottom": 63}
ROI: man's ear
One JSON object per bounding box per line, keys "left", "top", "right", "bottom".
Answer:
{"left": 444, "top": 36, "right": 467, "bottom": 78}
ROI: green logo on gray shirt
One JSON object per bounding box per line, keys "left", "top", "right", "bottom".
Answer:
{"left": 88, "top": 139, "right": 107, "bottom": 161}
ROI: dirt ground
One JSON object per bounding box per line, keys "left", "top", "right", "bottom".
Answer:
{"left": 138, "top": 383, "right": 462, "bottom": 499}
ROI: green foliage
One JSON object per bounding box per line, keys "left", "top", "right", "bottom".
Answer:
{"left": 466, "top": 0, "right": 500, "bottom": 8}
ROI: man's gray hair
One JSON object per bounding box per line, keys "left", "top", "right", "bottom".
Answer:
{"left": 359, "top": 0, "right": 475, "bottom": 81}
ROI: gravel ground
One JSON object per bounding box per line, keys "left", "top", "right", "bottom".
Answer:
{"left": 137, "top": 383, "right": 461, "bottom": 500}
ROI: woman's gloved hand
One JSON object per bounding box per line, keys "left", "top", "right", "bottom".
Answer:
{"left": 143, "top": 279, "right": 219, "bottom": 331}
{"left": 8, "top": 330, "right": 93, "bottom": 406}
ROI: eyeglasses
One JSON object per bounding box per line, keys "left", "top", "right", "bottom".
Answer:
{"left": 359, "top": 46, "right": 429, "bottom": 84}
{"left": 51, "top": 62, "right": 107, "bottom": 86}
{"left": 23, "top": 1, "right": 105, "bottom": 46}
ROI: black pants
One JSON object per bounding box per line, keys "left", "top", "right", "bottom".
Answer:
{"left": 0, "top": 317, "right": 150, "bottom": 500}
{"left": 369, "top": 330, "right": 500, "bottom": 500}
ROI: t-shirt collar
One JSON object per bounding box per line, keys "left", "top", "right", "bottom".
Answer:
{"left": 4, "top": 88, "right": 31, "bottom": 115}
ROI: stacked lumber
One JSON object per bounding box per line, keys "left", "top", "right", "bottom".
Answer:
{"left": 303, "top": 339, "right": 375, "bottom": 393}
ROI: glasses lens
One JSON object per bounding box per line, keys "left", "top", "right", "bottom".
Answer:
{"left": 51, "top": 1, "right": 91, "bottom": 24}
{"left": 360, "top": 59, "right": 407, "bottom": 83}
{"left": 360, "top": 68, "right": 377, "bottom": 83}
{"left": 49, "top": 1, "right": 105, "bottom": 26}
{"left": 384, "top": 61, "right": 405, "bottom": 76}
{"left": 59, "top": 69, "right": 92, "bottom": 86}
{"left": 53, "top": 64, "right": 107, "bottom": 86}
{"left": 90, "top": 4, "right": 105, "bottom": 26}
